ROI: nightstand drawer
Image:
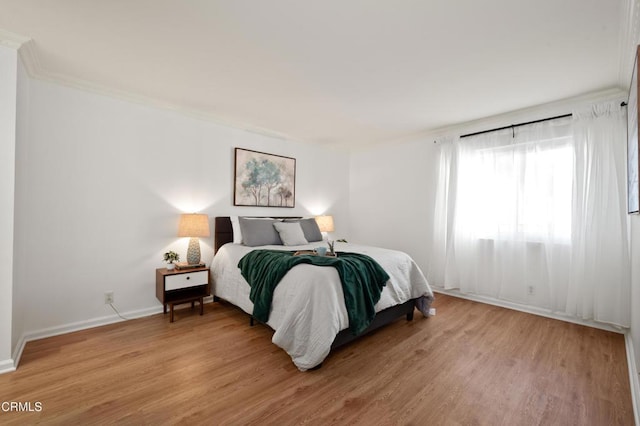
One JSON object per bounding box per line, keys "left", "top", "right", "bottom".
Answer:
{"left": 165, "top": 270, "right": 209, "bottom": 291}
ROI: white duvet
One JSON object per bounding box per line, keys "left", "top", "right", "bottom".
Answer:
{"left": 210, "top": 242, "right": 434, "bottom": 370}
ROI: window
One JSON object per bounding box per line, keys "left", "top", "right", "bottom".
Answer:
{"left": 456, "top": 136, "right": 573, "bottom": 243}
{"left": 431, "top": 105, "right": 630, "bottom": 326}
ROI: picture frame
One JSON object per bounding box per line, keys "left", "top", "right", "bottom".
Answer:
{"left": 233, "top": 148, "right": 296, "bottom": 207}
{"left": 628, "top": 46, "right": 639, "bottom": 214}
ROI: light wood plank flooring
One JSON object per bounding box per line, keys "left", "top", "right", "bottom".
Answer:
{"left": 0, "top": 294, "right": 634, "bottom": 425}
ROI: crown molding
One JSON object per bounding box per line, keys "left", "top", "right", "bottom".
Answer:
{"left": 0, "top": 28, "right": 29, "bottom": 49}
{"left": 362, "top": 87, "right": 626, "bottom": 150}
{"left": 30, "top": 67, "right": 303, "bottom": 144}
{"left": 0, "top": 28, "right": 43, "bottom": 79}
{"left": 5, "top": 8, "right": 635, "bottom": 154}
{"left": 0, "top": 27, "right": 305, "bottom": 145}
{"left": 436, "top": 87, "right": 625, "bottom": 138}
{"left": 17, "top": 39, "right": 42, "bottom": 78}
{"left": 619, "top": 0, "right": 640, "bottom": 90}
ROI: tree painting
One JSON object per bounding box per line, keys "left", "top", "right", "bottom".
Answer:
{"left": 234, "top": 148, "right": 296, "bottom": 207}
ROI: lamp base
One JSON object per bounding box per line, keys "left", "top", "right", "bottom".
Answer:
{"left": 187, "top": 237, "right": 201, "bottom": 265}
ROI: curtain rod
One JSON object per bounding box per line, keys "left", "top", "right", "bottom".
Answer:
{"left": 459, "top": 113, "right": 573, "bottom": 139}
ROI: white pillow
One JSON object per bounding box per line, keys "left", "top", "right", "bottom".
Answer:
{"left": 230, "top": 216, "right": 242, "bottom": 244}
{"left": 273, "top": 222, "right": 309, "bottom": 246}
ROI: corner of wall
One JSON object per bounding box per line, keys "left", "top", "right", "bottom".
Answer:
{"left": 0, "top": 358, "right": 16, "bottom": 375}
{"left": 625, "top": 333, "right": 640, "bottom": 425}
{"left": 0, "top": 43, "right": 18, "bottom": 368}
{"left": 624, "top": 1, "right": 640, "bottom": 419}
{"left": 619, "top": 0, "right": 640, "bottom": 89}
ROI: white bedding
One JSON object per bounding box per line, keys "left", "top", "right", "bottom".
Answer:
{"left": 211, "top": 242, "right": 434, "bottom": 370}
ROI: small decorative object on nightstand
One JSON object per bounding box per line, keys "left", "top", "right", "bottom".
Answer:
{"left": 174, "top": 261, "right": 205, "bottom": 270}
{"left": 162, "top": 250, "right": 180, "bottom": 271}
{"left": 156, "top": 266, "right": 210, "bottom": 322}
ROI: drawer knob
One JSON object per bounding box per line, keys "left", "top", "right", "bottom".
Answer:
{"left": 186, "top": 276, "right": 190, "bottom": 280}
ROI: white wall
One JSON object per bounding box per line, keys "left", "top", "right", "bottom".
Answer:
{"left": 0, "top": 45, "right": 17, "bottom": 370}
{"left": 12, "top": 53, "right": 28, "bottom": 359}
{"left": 631, "top": 217, "right": 640, "bottom": 381}
{"left": 349, "top": 139, "right": 439, "bottom": 274}
{"left": 13, "top": 78, "right": 350, "bottom": 336}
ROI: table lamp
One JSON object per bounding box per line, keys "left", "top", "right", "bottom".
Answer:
{"left": 315, "top": 215, "right": 334, "bottom": 238}
{"left": 178, "top": 213, "right": 210, "bottom": 264}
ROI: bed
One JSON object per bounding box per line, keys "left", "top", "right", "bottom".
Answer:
{"left": 211, "top": 216, "right": 434, "bottom": 370}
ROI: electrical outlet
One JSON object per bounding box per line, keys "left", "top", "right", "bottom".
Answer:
{"left": 104, "top": 292, "right": 114, "bottom": 305}
{"left": 527, "top": 286, "right": 535, "bottom": 296}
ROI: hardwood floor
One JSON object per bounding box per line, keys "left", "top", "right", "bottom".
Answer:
{"left": 0, "top": 294, "right": 634, "bottom": 425}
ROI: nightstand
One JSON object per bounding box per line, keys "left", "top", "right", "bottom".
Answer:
{"left": 156, "top": 267, "right": 211, "bottom": 322}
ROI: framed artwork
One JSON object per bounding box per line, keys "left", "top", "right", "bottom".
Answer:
{"left": 234, "top": 148, "right": 296, "bottom": 207}
{"left": 628, "top": 46, "right": 639, "bottom": 214}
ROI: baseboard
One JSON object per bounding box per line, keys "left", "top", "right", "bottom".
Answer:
{"left": 433, "top": 288, "right": 625, "bottom": 334}
{"left": 625, "top": 333, "right": 640, "bottom": 426}
{"left": 10, "top": 333, "right": 27, "bottom": 371}
{"left": 0, "top": 358, "right": 16, "bottom": 374}
{"left": 4, "top": 303, "right": 169, "bottom": 375}
{"left": 23, "top": 305, "right": 164, "bottom": 343}
{"left": 4, "top": 297, "right": 220, "bottom": 374}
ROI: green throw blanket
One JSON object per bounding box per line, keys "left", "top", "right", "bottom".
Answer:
{"left": 238, "top": 250, "right": 390, "bottom": 336}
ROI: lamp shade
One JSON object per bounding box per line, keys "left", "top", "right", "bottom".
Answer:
{"left": 178, "top": 213, "right": 210, "bottom": 238}
{"left": 315, "top": 215, "right": 335, "bottom": 232}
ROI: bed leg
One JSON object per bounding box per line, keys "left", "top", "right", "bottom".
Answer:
{"left": 250, "top": 316, "right": 254, "bottom": 326}
{"left": 406, "top": 309, "right": 414, "bottom": 321}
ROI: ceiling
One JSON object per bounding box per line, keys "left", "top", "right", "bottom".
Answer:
{"left": 0, "top": 0, "right": 628, "bottom": 147}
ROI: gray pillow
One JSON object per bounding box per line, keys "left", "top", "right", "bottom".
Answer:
{"left": 273, "top": 222, "right": 309, "bottom": 246}
{"left": 238, "top": 218, "right": 283, "bottom": 246}
{"left": 284, "top": 218, "right": 323, "bottom": 242}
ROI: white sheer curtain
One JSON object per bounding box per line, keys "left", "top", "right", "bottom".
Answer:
{"left": 568, "top": 102, "right": 630, "bottom": 326}
{"left": 429, "top": 101, "right": 630, "bottom": 327}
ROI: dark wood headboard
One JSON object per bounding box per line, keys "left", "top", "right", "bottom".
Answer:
{"left": 214, "top": 216, "right": 303, "bottom": 253}
{"left": 214, "top": 217, "right": 234, "bottom": 253}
